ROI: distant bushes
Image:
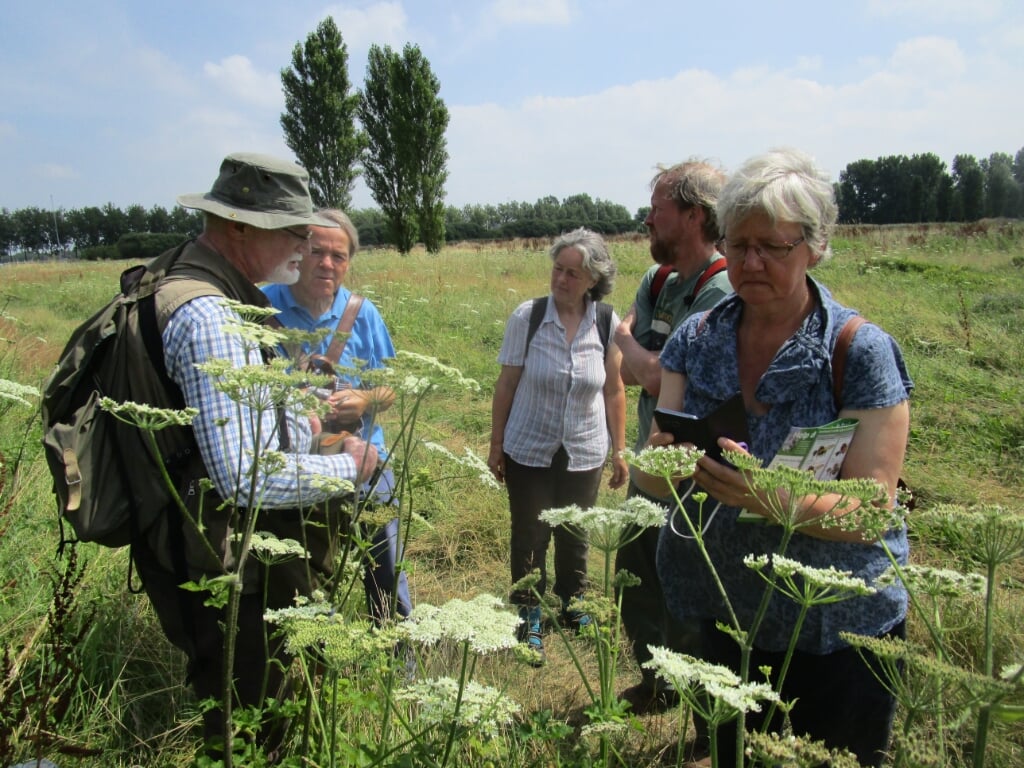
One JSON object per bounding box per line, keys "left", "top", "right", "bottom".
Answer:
{"left": 80, "top": 232, "right": 188, "bottom": 261}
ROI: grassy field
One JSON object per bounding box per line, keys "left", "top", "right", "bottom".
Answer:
{"left": 1, "top": 221, "right": 1023, "bottom": 766}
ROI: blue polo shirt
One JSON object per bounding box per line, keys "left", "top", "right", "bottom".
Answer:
{"left": 262, "top": 284, "right": 395, "bottom": 457}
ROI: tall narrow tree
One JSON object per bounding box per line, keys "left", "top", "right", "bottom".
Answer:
{"left": 359, "top": 43, "right": 449, "bottom": 253}
{"left": 281, "top": 17, "right": 364, "bottom": 209}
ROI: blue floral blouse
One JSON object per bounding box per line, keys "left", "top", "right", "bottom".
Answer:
{"left": 656, "top": 277, "right": 914, "bottom": 654}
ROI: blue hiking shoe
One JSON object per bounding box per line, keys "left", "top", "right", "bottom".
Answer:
{"left": 517, "top": 605, "right": 545, "bottom": 667}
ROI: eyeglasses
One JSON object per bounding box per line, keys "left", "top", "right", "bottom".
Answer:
{"left": 283, "top": 227, "right": 312, "bottom": 242}
{"left": 718, "top": 236, "right": 805, "bottom": 262}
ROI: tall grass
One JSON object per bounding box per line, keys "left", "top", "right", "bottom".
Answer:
{"left": 0, "top": 222, "right": 1022, "bottom": 766}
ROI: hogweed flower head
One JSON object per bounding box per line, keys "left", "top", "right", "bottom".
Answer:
{"left": 401, "top": 593, "right": 519, "bottom": 654}
{"left": 643, "top": 646, "right": 778, "bottom": 722}
{"left": 392, "top": 677, "right": 520, "bottom": 739}
{"left": 539, "top": 498, "right": 666, "bottom": 554}
{"left": 423, "top": 441, "right": 501, "bottom": 490}
{"left": 622, "top": 444, "right": 703, "bottom": 480}
{"left": 308, "top": 473, "right": 357, "bottom": 497}
{"left": 744, "top": 554, "right": 876, "bottom": 605}
{"left": 219, "top": 299, "right": 282, "bottom": 323}
{"left": 377, "top": 350, "right": 481, "bottom": 395}
{"left": 248, "top": 530, "right": 309, "bottom": 564}
{"left": 876, "top": 564, "right": 987, "bottom": 598}
{"left": 0, "top": 378, "right": 39, "bottom": 407}
{"left": 99, "top": 397, "right": 199, "bottom": 431}
{"left": 745, "top": 731, "right": 861, "bottom": 768}
{"left": 264, "top": 601, "right": 397, "bottom": 667}
{"left": 918, "top": 504, "right": 1024, "bottom": 570}
{"left": 728, "top": 450, "right": 893, "bottom": 535}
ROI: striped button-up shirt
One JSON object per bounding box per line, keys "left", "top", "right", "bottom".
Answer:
{"left": 498, "top": 296, "right": 618, "bottom": 471}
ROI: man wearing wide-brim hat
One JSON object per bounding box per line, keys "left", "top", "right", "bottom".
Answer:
{"left": 131, "top": 152, "right": 378, "bottom": 758}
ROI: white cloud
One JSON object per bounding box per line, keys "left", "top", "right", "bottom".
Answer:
{"left": 438, "top": 37, "right": 1023, "bottom": 212}
{"left": 887, "top": 36, "right": 966, "bottom": 80}
{"left": 322, "top": 2, "right": 410, "bottom": 49}
{"left": 486, "top": 0, "right": 572, "bottom": 26}
{"left": 203, "top": 55, "right": 282, "bottom": 109}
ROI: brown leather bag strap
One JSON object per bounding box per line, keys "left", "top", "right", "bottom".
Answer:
{"left": 322, "top": 293, "right": 364, "bottom": 365}
{"left": 832, "top": 315, "right": 867, "bottom": 411}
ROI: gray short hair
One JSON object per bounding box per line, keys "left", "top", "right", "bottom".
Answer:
{"left": 652, "top": 159, "right": 727, "bottom": 243}
{"left": 314, "top": 208, "right": 360, "bottom": 257}
{"left": 549, "top": 227, "right": 617, "bottom": 301}
{"left": 716, "top": 148, "right": 838, "bottom": 262}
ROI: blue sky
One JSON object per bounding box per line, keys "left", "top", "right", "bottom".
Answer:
{"left": 1, "top": 0, "right": 1021, "bottom": 216}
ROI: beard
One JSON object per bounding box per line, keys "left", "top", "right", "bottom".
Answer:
{"left": 649, "top": 234, "right": 674, "bottom": 265}
{"left": 266, "top": 257, "right": 302, "bottom": 286}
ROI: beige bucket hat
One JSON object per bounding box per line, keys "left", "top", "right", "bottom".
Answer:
{"left": 177, "top": 152, "right": 335, "bottom": 229}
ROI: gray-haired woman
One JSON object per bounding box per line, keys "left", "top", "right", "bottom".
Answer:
{"left": 488, "top": 227, "right": 628, "bottom": 665}
{"left": 635, "top": 148, "right": 912, "bottom": 766}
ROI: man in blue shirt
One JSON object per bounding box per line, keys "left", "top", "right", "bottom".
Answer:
{"left": 263, "top": 208, "right": 412, "bottom": 623}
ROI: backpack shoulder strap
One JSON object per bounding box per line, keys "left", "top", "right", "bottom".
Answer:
{"left": 689, "top": 259, "right": 728, "bottom": 304}
{"left": 524, "top": 296, "right": 548, "bottom": 360}
{"left": 831, "top": 315, "right": 867, "bottom": 410}
{"left": 322, "top": 293, "right": 365, "bottom": 365}
{"left": 596, "top": 301, "right": 613, "bottom": 360}
{"left": 649, "top": 264, "right": 676, "bottom": 304}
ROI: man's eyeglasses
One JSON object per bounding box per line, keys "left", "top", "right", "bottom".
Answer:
{"left": 718, "top": 236, "right": 805, "bottom": 262}
{"left": 283, "top": 227, "right": 312, "bottom": 242}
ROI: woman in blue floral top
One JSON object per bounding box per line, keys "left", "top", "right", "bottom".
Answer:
{"left": 634, "top": 148, "right": 912, "bottom": 767}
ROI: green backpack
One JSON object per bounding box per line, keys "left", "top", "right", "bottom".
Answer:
{"left": 41, "top": 243, "right": 214, "bottom": 549}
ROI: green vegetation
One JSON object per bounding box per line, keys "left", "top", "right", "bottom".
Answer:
{"left": 359, "top": 42, "right": 451, "bottom": 254}
{"left": 0, "top": 223, "right": 1022, "bottom": 766}
{"left": 280, "top": 16, "right": 365, "bottom": 210}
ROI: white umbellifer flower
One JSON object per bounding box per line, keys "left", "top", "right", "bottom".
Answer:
{"left": 539, "top": 498, "right": 667, "bottom": 553}
{"left": 402, "top": 594, "right": 520, "bottom": 654}
{"left": 876, "top": 564, "right": 988, "bottom": 598}
{"left": 643, "top": 646, "right": 778, "bottom": 716}
{"left": 308, "top": 473, "right": 357, "bottom": 496}
{"left": 622, "top": 444, "right": 704, "bottom": 479}
{"left": 99, "top": 397, "right": 199, "bottom": 430}
{"left": 248, "top": 530, "right": 309, "bottom": 561}
{"left": 744, "top": 554, "right": 876, "bottom": 603}
{"left": 393, "top": 677, "right": 520, "bottom": 738}
{"left": 0, "top": 378, "right": 39, "bottom": 407}
{"left": 423, "top": 441, "right": 501, "bottom": 490}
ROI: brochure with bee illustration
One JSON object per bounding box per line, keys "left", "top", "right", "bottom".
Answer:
{"left": 768, "top": 418, "right": 859, "bottom": 480}
{"left": 737, "top": 417, "right": 859, "bottom": 524}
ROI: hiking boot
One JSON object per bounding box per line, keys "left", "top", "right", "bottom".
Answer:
{"left": 619, "top": 682, "right": 680, "bottom": 715}
{"left": 517, "top": 605, "right": 545, "bottom": 667}
{"left": 561, "top": 609, "right": 593, "bottom": 635}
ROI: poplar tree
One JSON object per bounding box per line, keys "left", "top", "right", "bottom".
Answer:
{"left": 359, "top": 43, "right": 450, "bottom": 253}
{"left": 280, "top": 17, "right": 364, "bottom": 209}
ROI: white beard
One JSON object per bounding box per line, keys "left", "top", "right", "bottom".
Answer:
{"left": 266, "top": 257, "right": 302, "bottom": 286}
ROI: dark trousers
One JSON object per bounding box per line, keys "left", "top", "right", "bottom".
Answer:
{"left": 615, "top": 482, "right": 703, "bottom": 689}
{"left": 364, "top": 516, "right": 413, "bottom": 620}
{"left": 132, "top": 538, "right": 292, "bottom": 754}
{"left": 506, "top": 447, "right": 603, "bottom": 606}
{"left": 696, "top": 618, "right": 904, "bottom": 767}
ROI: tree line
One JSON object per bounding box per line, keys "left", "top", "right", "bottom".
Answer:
{"left": 836, "top": 149, "right": 1024, "bottom": 224}
{"left": 0, "top": 193, "right": 641, "bottom": 260}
